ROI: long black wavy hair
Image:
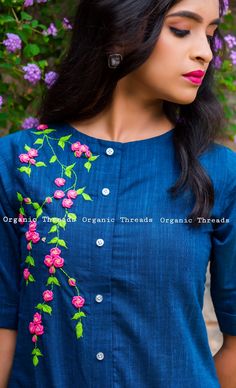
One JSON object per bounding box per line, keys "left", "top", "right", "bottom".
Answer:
{"left": 39, "top": 0, "right": 227, "bottom": 227}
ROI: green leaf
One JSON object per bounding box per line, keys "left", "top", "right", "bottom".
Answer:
{"left": 17, "top": 192, "right": 23, "bottom": 202}
{"left": 57, "top": 239, "right": 68, "bottom": 248}
{"left": 0, "top": 15, "right": 15, "bottom": 25}
{"left": 58, "top": 140, "right": 65, "bottom": 150}
{"left": 67, "top": 213, "right": 77, "bottom": 221}
{"left": 88, "top": 155, "right": 99, "bottom": 161}
{"left": 36, "top": 303, "right": 44, "bottom": 310}
{"left": 51, "top": 217, "right": 59, "bottom": 224}
{"left": 17, "top": 166, "right": 31, "bottom": 176}
{"left": 49, "top": 225, "right": 57, "bottom": 233}
{"left": 42, "top": 304, "right": 52, "bottom": 315}
{"left": 32, "top": 348, "right": 43, "bottom": 356}
{"left": 46, "top": 276, "right": 60, "bottom": 286}
{"left": 38, "top": 60, "right": 48, "bottom": 69}
{"left": 29, "top": 274, "right": 35, "bottom": 282}
{"left": 84, "top": 161, "right": 91, "bottom": 172}
{"left": 82, "top": 193, "right": 92, "bottom": 201}
{"left": 36, "top": 208, "right": 43, "bottom": 218}
{"left": 35, "top": 161, "right": 47, "bottom": 167}
{"left": 21, "top": 11, "right": 33, "bottom": 20}
{"left": 23, "top": 44, "right": 40, "bottom": 58}
{"left": 76, "top": 322, "right": 83, "bottom": 338}
{"left": 65, "top": 163, "right": 76, "bottom": 178}
{"left": 31, "top": 20, "right": 39, "bottom": 28}
{"left": 33, "top": 355, "right": 39, "bottom": 366}
{"left": 48, "top": 237, "right": 58, "bottom": 244}
{"left": 34, "top": 138, "right": 44, "bottom": 145}
{"left": 58, "top": 219, "right": 66, "bottom": 229}
{"left": 49, "top": 155, "right": 57, "bottom": 163}
{"left": 72, "top": 311, "right": 86, "bottom": 320}
{"left": 25, "top": 255, "right": 35, "bottom": 266}
{"left": 59, "top": 135, "right": 72, "bottom": 142}
{"left": 65, "top": 169, "right": 72, "bottom": 178}
{"left": 24, "top": 144, "right": 31, "bottom": 151}
{"left": 76, "top": 187, "right": 86, "bottom": 195}
{"left": 32, "top": 202, "right": 40, "bottom": 209}
{"left": 32, "top": 129, "right": 56, "bottom": 135}
{"left": 19, "top": 206, "right": 25, "bottom": 215}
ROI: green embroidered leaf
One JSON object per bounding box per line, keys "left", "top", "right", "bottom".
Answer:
{"left": 58, "top": 140, "right": 65, "bottom": 150}
{"left": 65, "top": 163, "right": 76, "bottom": 178}
{"left": 33, "top": 355, "right": 39, "bottom": 367}
{"left": 57, "top": 239, "right": 68, "bottom": 248}
{"left": 58, "top": 219, "right": 66, "bottom": 229}
{"left": 19, "top": 206, "right": 25, "bottom": 215}
{"left": 76, "top": 322, "right": 83, "bottom": 338}
{"left": 51, "top": 217, "right": 59, "bottom": 224}
{"left": 36, "top": 207, "right": 43, "bottom": 218}
{"left": 35, "top": 161, "right": 47, "bottom": 167}
{"left": 29, "top": 274, "right": 35, "bottom": 282}
{"left": 82, "top": 193, "right": 92, "bottom": 201}
{"left": 48, "top": 225, "right": 57, "bottom": 233}
{"left": 24, "top": 144, "right": 31, "bottom": 151}
{"left": 34, "top": 138, "right": 44, "bottom": 145}
{"left": 18, "top": 166, "right": 31, "bottom": 176}
{"left": 32, "top": 202, "right": 40, "bottom": 209}
{"left": 32, "top": 348, "right": 43, "bottom": 356}
{"left": 49, "top": 155, "right": 57, "bottom": 163}
{"left": 32, "top": 129, "right": 56, "bottom": 135}
{"left": 35, "top": 303, "right": 44, "bottom": 310}
{"left": 59, "top": 135, "right": 72, "bottom": 142}
{"left": 17, "top": 192, "right": 23, "bottom": 202}
{"left": 48, "top": 237, "right": 59, "bottom": 244}
{"left": 67, "top": 213, "right": 77, "bottom": 221}
{"left": 47, "top": 276, "right": 60, "bottom": 286}
{"left": 25, "top": 255, "right": 35, "bottom": 266}
{"left": 71, "top": 311, "right": 86, "bottom": 320}
{"left": 42, "top": 304, "right": 52, "bottom": 315}
{"left": 65, "top": 169, "right": 72, "bottom": 178}
{"left": 76, "top": 187, "right": 86, "bottom": 195}
{"left": 88, "top": 155, "right": 99, "bottom": 161}
{"left": 84, "top": 161, "right": 91, "bottom": 172}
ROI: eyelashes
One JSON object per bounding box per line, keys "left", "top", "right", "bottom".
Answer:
{"left": 169, "top": 27, "right": 214, "bottom": 45}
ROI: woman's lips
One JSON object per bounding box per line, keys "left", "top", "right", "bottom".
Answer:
{"left": 182, "top": 75, "right": 203, "bottom": 85}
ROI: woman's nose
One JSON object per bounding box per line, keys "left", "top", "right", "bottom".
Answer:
{"left": 190, "top": 35, "right": 214, "bottom": 64}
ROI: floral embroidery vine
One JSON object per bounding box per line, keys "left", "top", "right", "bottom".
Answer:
{"left": 16, "top": 124, "right": 100, "bottom": 367}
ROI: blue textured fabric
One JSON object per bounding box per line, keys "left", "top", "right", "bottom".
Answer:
{"left": 0, "top": 122, "right": 236, "bottom": 388}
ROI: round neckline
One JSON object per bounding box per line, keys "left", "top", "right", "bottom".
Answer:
{"left": 64, "top": 122, "right": 175, "bottom": 146}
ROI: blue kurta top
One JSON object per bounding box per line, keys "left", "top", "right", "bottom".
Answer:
{"left": 0, "top": 122, "right": 236, "bottom": 388}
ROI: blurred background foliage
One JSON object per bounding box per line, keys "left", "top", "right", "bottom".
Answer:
{"left": 0, "top": 0, "right": 235, "bottom": 144}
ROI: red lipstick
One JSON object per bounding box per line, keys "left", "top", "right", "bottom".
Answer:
{"left": 182, "top": 70, "right": 205, "bottom": 85}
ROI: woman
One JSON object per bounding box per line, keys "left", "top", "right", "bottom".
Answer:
{"left": 0, "top": 0, "right": 236, "bottom": 386}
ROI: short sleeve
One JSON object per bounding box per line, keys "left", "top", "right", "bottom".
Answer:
{"left": 209, "top": 147, "right": 236, "bottom": 336}
{"left": 0, "top": 139, "right": 21, "bottom": 330}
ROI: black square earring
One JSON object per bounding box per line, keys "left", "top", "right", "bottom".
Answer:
{"left": 107, "top": 53, "right": 123, "bottom": 69}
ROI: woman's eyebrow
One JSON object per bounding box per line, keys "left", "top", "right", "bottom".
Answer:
{"left": 166, "top": 10, "right": 221, "bottom": 26}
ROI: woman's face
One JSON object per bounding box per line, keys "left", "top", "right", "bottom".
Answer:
{"left": 128, "top": 0, "right": 220, "bottom": 105}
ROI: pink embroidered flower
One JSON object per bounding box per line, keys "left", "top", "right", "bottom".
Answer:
{"left": 54, "top": 190, "right": 65, "bottom": 199}
{"left": 53, "top": 256, "right": 64, "bottom": 268}
{"left": 19, "top": 153, "right": 30, "bottom": 163}
{"left": 27, "top": 242, "right": 32, "bottom": 251}
{"left": 72, "top": 295, "right": 85, "bottom": 308}
{"left": 37, "top": 124, "right": 48, "bottom": 131}
{"left": 71, "top": 141, "right": 81, "bottom": 151}
{"left": 24, "top": 197, "right": 31, "bottom": 204}
{"left": 62, "top": 198, "right": 73, "bottom": 208}
{"left": 68, "top": 278, "right": 76, "bottom": 286}
{"left": 34, "top": 324, "right": 44, "bottom": 336}
{"left": 28, "top": 148, "right": 38, "bottom": 158}
{"left": 80, "top": 145, "right": 89, "bottom": 153}
{"left": 75, "top": 150, "right": 82, "bottom": 158}
{"left": 43, "top": 290, "right": 54, "bottom": 302}
{"left": 31, "top": 232, "right": 40, "bottom": 243}
{"left": 29, "top": 321, "right": 36, "bottom": 334}
{"left": 67, "top": 190, "right": 78, "bottom": 199}
{"left": 46, "top": 197, "right": 52, "bottom": 203}
{"left": 32, "top": 335, "right": 37, "bottom": 343}
{"left": 50, "top": 247, "right": 61, "bottom": 256}
{"left": 23, "top": 268, "right": 30, "bottom": 280}
{"left": 85, "top": 150, "right": 91, "bottom": 158}
{"left": 54, "top": 177, "right": 66, "bottom": 187}
{"left": 49, "top": 266, "right": 56, "bottom": 274}
{"left": 18, "top": 213, "right": 25, "bottom": 225}
{"left": 33, "top": 312, "right": 42, "bottom": 323}
{"left": 29, "top": 158, "right": 36, "bottom": 165}
{"left": 44, "top": 255, "right": 54, "bottom": 267}
{"left": 29, "top": 221, "right": 37, "bottom": 231}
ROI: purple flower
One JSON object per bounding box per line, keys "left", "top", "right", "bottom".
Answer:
{"left": 224, "top": 34, "right": 236, "bottom": 49}
{"left": 24, "top": 0, "right": 34, "bottom": 6}
{"left": 3, "top": 33, "right": 22, "bottom": 53}
{"left": 22, "top": 117, "right": 40, "bottom": 130}
{"left": 230, "top": 50, "right": 236, "bottom": 66}
{"left": 43, "top": 23, "right": 57, "bottom": 37}
{"left": 213, "top": 36, "right": 223, "bottom": 51}
{"left": 45, "top": 71, "right": 58, "bottom": 88}
{"left": 213, "top": 55, "right": 222, "bottom": 69}
{"left": 0, "top": 96, "right": 3, "bottom": 110}
{"left": 22, "top": 63, "right": 41, "bottom": 85}
{"left": 62, "top": 18, "right": 73, "bottom": 30}
{"left": 223, "top": 0, "right": 229, "bottom": 15}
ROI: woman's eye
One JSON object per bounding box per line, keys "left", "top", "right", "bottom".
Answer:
{"left": 169, "top": 27, "right": 190, "bottom": 37}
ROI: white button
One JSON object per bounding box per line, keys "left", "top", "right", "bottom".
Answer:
{"left": 95, "top": 294, "right": 103, "bottom": 303}
{"left": 96, "top": 238, "right": 104, "bottom": 247}
{"left": 106, "top": 147, "right": 114, "bottom": 156}
{"left": 102, "top": 188, "right": 110, "bottom": 196}
{"left": 96, "top": 352, "right": 104, "bottom": 361}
